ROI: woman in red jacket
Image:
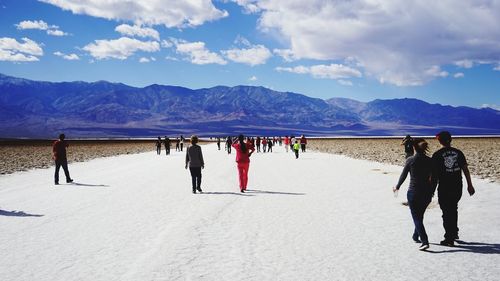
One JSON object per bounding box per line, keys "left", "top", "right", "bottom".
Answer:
{"left": 232, "top": 134, "right": 255, "bottom": 192}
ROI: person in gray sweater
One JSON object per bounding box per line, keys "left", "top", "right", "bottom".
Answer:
{"left": 185, "top": 135, "right": 204, "bottom": 193}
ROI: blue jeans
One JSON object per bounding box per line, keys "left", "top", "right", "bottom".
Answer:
{"left": 407, "top": 191, "right": 431, "bottom": 244}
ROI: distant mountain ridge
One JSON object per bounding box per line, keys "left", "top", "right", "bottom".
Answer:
{"left": 0, "top": 73, "right": 499, "bottom": 138}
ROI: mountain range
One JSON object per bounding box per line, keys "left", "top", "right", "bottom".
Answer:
{"left": 0, "top": 73, "right": 499, "bottom": 138}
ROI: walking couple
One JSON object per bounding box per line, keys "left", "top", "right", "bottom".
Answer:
{"left": 394, "top": 131, "right": 475, "bottom": 251}
{"left": 185, "top": 134, "right": 255, "bottom": 194}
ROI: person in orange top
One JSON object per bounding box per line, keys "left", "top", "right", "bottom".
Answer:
{"left": 232, "top": 134, "right": 256, "bottom": 193}
{"left": 52, "top": 133, "right": 73, "bottom": 185}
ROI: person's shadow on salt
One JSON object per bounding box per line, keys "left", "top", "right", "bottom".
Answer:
{"left": 245, "top": 189, "right": 306, "bottom": 196}
{"left": 201, "top": 191, "right": 255, "bottom": 197}
{"left": 0, "top": 209, "right": 44, "bottom": 217}
{"left": 70, "top": 182, "right": 109, "bottom": 187}
{"left": 427, "top": 240, "right": 500, "bottom": 254}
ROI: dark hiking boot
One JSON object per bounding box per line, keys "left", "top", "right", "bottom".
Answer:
{"left": 440, "top": 239, "right": 455, "bottom": 247}
{"left": 197, "top": 188, "right": 203, "bottom": 192}
{"left": 66, "top": 179, "right": 73, "bottom": 183}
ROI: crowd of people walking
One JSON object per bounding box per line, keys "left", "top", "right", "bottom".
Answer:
{"left": 52, "top": 131, "right": 476, "bottom": 252}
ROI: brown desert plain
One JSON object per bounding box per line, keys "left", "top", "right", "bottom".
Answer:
{"left": 0, "top": 137, "right": 498, "bottom": 183}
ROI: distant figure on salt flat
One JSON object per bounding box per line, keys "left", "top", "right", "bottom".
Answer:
{"left": 300, "top": 135, "right": 308, "bottom": 152}
{"left": 431, "top": 131, "right": 475, "bottom": 247}
{"left": 232, "top": 134, "right": 255, "bottom": 193}
{"left": 52, "top": 133, "right": 73, "bottom": 185}
{"left": 401, "top": 135, "right": 414, "bottom": 159}
{"left": 293, "top": 140, "right": 300, "bottom": 159}
{"left": 284, "top": 136, "right": 290, "bottom": 153}
{"left": 278, "top": 136, "right": 283, "bottom": 146}
{"left": 185, "top": 135, "right": 204, "bottom": 194}
{"left": 226, "top": 137, "right": 233, "bottom": 154}
{"left": 175, "top": 137, "right": 180, "bottom": 152}
{"left": 180, "top": 135, "right": 185, "bottom": 151}
{"left": 267, "top": 137, "right": 273, "bottom": 152}
{"left": 393, "top": 138, "right": 434, "bottom": 251}
{"left": 164, "top": 136, "right": 171, "bottom": 155}
{"left": 155, "top": 136, "right": 162, "bottom": 155}
{"left": 216, "top": 137, "right": 221, "bottom": 150}
{"left": 256, "top": 136, "right": 261, "bottom": 153}
{"left": 262, "top": 137, "right": 267, "bottom": 153}
{"left": 290, "top": 135, "right": 296, "bottom": 152}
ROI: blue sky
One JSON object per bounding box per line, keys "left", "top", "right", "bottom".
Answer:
{"left": 0, "top": 0, "right": 499, "bottom": 109}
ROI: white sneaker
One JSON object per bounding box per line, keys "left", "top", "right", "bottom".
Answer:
{"left": 419, "top": 243, "right": 429, "bottom": 251}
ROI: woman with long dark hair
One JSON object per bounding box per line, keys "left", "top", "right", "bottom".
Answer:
{"left": 393, "top": 138, "right": 435, "bottom": 251}
{"left": 232, "top": 134, "right": 255, "bottom": 192}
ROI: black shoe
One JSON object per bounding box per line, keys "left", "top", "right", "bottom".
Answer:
{"left": 66, "top": 179, "right": 73, "bottom": 183}
{"left": 54, "top": 182, "right": 59, "bottom": 185}
{"left": 197, "top": 188, "right": 203, "bottom": 192}
{"left": 192, "top": 190, "right": 196, "bottom": 194}
{"left": 240, "top": 190, "right": 245, "bottom": 193}
{"left": 440, "top": 239, "right": 454, "bottom": 247}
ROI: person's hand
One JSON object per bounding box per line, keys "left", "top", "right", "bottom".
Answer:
{"left": 468, "top": 185, "right": 475, "bottom": 196}
{"left": 392, "top": 186, "right": 398, "bottom": 193}
{"left": 185, "top": 165, "right": 188, "bottom": 170}
{"left": 202, "top": 165, "right": 204, "bottom": 169}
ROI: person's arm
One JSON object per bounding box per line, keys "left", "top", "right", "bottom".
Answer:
{"left": 249, "top": 144, "right": 255, "bottom": 156}
{"left": 462, "top": 165, "right": 475, "bottom": 196}
{"left": 199, "top": 147, "right": 205, "bottom": 169}
{"left": 394, "top": 159, "right": 411, "bottom": 192}
{"left": 185, "top": 148, "right": 189, "bottom": 169}
{"left": 430, "top": 155, "right": 439, "bottom": 196}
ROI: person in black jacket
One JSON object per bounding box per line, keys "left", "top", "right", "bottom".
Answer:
{"left": 156, "top": 137, "right": 162, "bottom": 155}
{"left": 401, "top": 135, "right": 414, "bottom": 159}
{"left": 52, "top": 133, "right": 73, "bottom": 185}
{"left": 185, "top": 135, "right": 204, "bottom": 193}
{"left": 394, "top": 138, "right": 434, "bottom": 251}
{"left": 431, "top": 131, "right": 475, "bottom": 246}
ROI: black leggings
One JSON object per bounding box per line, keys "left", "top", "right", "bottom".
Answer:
{"left": 189, "top": 167, "right": 202, "bottom": 191}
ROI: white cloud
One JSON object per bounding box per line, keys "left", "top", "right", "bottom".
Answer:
{"left": 236, "top": 0, "right": 500, "bottom": 86}
{"left": 338, "top": 79, "right": 353, "bottom": 86}
{"left": 40, "top": 0, "right": 228, "bottom": 28}
{"left": 165, "top": 56, "right": 179, "bottom": 61}
{"left": 115, "top": 24, "right": 159, "bottom": 40}
{"left": 494, "top": 65, "right": 500, "bottom": 71}
{"left": 222, "top": 44, "right": 272, "bottom": 66}
{"left": 15, "top": 20, "right": 68, "bottom": 36}
{"left": 233, "top": 35, "right": 251, "bottom": 47}
{"left": 168, "top": 39, "right": 226, "bottom": 65}
{"left": 82, "top": 37, "right": 160, "bottom": 60}
{"left": 54, "top": 51, "right": 80, "bottom": 60}
{"left": 276, "top": 64, "right": 362, "bottom": 80}
{"left": 453, "top": 72, "right": 464, "bottom": 78}
{"left": 0, "top": 37, "right": 43, "bottom": 62}
{"left": 455, "top": 59, "right": 474, "bottom": 69}
{"left": 161, "top": 40, "right": 173, "bottom": 48}
{"left": 46, "top": 29, "right": 68, "bottom": 36}
{"left": 139, "top": 56, "right": 156, "bottom": 63}
{"left": 273, "top": 49, "right": 297, "bottom": 62}
{"left": 425, "top": 65, "right": 448, "bottom": 78}
{"left": 231, "top": 0, "right": 260, "bottom": 13}
{"left": 16, "top": 20, "right": 49, "bottom": 30}
{"left": 249, "top": 75, "right": 257, "bottom": 81}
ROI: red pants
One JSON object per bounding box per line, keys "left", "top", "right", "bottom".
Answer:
{"left": 237, "top": 162, "right": 250, "bottom": 191}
